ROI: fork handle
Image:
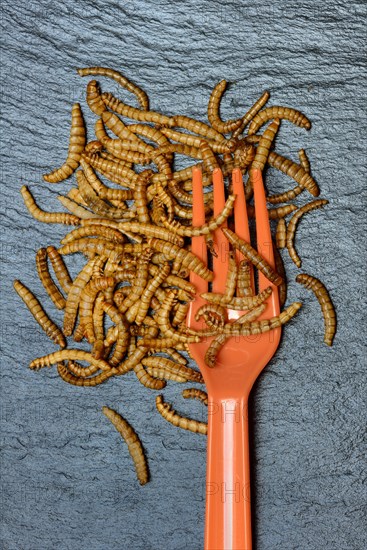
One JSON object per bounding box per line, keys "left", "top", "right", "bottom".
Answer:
{"left": 205, "top": 396, "right": 251, "bottom": 550}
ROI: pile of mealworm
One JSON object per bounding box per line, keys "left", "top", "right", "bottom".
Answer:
{"left": 14, "top": 67, "right": 336, "bottom": 484}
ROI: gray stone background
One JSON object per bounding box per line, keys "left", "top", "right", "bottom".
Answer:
{"left": 1, "top": 1, "right": 366, "bottom": 549}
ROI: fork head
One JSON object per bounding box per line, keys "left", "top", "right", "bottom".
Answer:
{"left": 187, "top": 166, "right": 281, "bottom": 397}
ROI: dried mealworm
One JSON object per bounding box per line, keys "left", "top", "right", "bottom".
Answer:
{"left": 248, "top": 106, "right": 311, "bottom": 135}
{"left": 207, "top": 80, "right": 243, "bottom": 134}
{"left": 298, "top": 148, "right": 311, "bottom": 173}
{"left": 133, "top": 363, "right": 166, "bottom": 390}
{"left": 86, "top": 80, "right": 107, "bottom": 116}
{"left": 63, "top": 258, "right": 96, "bottom": 336}
{"left": 44, "top": 103, "right": 86, "bottom": 183}
{"left": 46, "top": 246, "right": 73, "bottom": 294}
{"left": 251, "top": 119, "right": 280, "bottom": 171}
{"left": 267, "top": 151, "right": 319, "bottom": 197}
{"left": 77, "top": 66, "right": 149, "bottom": 110}
{"left": 36, "top": 248, "right": 66, "bottom": 310}
{"left": 232, "top": 90, "right": 270, "bottom": 138}
{"left": 286, "top": 199, "right": 329, "bottom": 267}
{"left": 199, "top": 140, "right": 220, "bottom": 172}
{"left": 275, "top": 218, "right": 287, "bottom": 249}
{"left": 266, "top": 185, "right": 304, "bottom": 205}
{"left": 102, "top": 91, "right": 173, "bottom": 126}
{"left": 236, "top": 260, "right": 253, "bottom": 297}
{"left": 222, "top": 228, "right": 283, "bottom": 286}
{"left": 20, "top": 186, "right": 80, "bottom": 225}
{"left": 296, "top": 274, "right": 336, "bottom": 346}
{"left": 182, "top": 388, "right": 208, "bottom": 405}
{"left": 246, "top": 204, "right": 297, "bottom": 220}
{"left": 156, "top": 395, "right": 207, "bottom": 435}
{"left": 14, "top": 280, "right": 66, "bottom": 348}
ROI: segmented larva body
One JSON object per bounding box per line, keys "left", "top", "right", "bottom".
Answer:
{"left": 236, "top": 260, "right": 253, "bottom": 297}
{"left": 182, "top": 388, "right": 208, "bottom": 405}
{"left": 133, "top": 363, "right": 166, "bottom": 390}
{"left": 199, "top": 141, "right": 220, "bottom": 172}
{"left": 267, "top": 151, "right": 319, "bottom": 197}
{"left": 233, "top": 142, "right": 256, "bottom": 172}
{"left": 172, "top": 115, "right": 226, "bottom": 143}
{"left": 246, "top": 204, "right": 297, "bottom": 220}
{"left": 251, "top": 119, "right": 280, "bottom": 171}
{"left": 223, "top": 252, "right": 238, "bottom": 301}
{"left": 14, "top": 280, "right": 66, "bottom": 348}
{"left": 46, "top": 246, "right": 73, "bottom": 294}
{"left": 134, "top": 171, "right": 152, "bottom": 224}
{"left": 56, "top": 195, "right": 99, "bottom": 220}
{"left": 101, "top": 111, "right": 144, "bottom": 145}
{"left": 77, "top": 170, "right": 129, "bottom": 220}
{"left": 118, "top": 249, "right": 153, "bottom": 314}
{"left": 43, "top": 103, "right": 86, "bottom": 183}
{"left": 148, "top": 238, "right": 214, "bottom": 281}
{"left": 142, "top": 357, "right": 204, "bottom": 383}
{"left": 232, "top": 90, "right": 270, "bottom": 138}
{"left": 118, "top": 222, "right": 184, "bottom": 247}
{"left": 286, "top": 199, "right": 329, "bottom": 267}
{"left": 86, "top": 152, "right": 140, "bottom": 189}
{"left": 63, "top": 258, "right": 96, "bottom": 336}
{"left": 61, "top": 224, "right": 125, "bottom": 246}
{"left": 92, "top": 293, "right": 105, "bottom": 359}
{"left": 156, "top": 395, "right": 208, "bottom": 435}
{"left": 156, "top": 291, "right": 199, "bottom": 343}
{"left": 149, "top": 264, "right": 195, "bottom": 295}
{"left": 222, "top": 228, "right": 283, "bottom": 286}
{"left": 134, "top": 263, "right": 171, "bottom": 325}
{"left": 57, "top": 363, "right": 116, "bottom": 386}
{"left": 172, "top": 302, "right": 190, "bottom": 328}
{"left": 145, "top": 366, "right": 187, "bottom": 383}
{"left": 86, "top": 80, "right": 107, "bottom": 116}
{"left": 248, "top": 106, "right": 311, "bottom": 135}
{"left": 267, "top": 185, "right": 304, "bottom": 205}
{"left": 101, "top": 91, "right": 173, "bottom": 126}
{"left": 296, "top": 274, "right": 336, "bottom": 346}
{"left": 79, "top": 277, "right": 115, "bottom": 343}
{"left": 20, "top": 186, "right": 80, "bottom": 225}
{"left": 275, "top": 218, "right": 287, "bottom": 249}
{"left": 36, "top": 248, "right": 66, "bottom": 309}
{"left": 195, "top": 304, "right": 227, "bottom": 330}
{"left": 102, "top": 302, "right": 130, "bottom": 366}
{"left": 159, "top": 128, "right": 233, "bottom": 153}
{"left": 161, "top": 194, "right": 235, "bottom": 237}
{"left": 207, "top": 80, "right": 243, "bottom": 134}
{"left": 298, "top": 148, "right": 311, "bottom": 173}
{"left": 201, "top": 286, "right": 272, "bottom": 311}
{"left": 273, "top": 247, "right": 287, "bottom": 308}
{"left": 66, "top": 360, "right": 100, "bottom": 378}
{"left": 77, "top": 66, "right": 149, "bottom": 110}
{"left": 84, "top": 140, "right": 103, "bottom": 155}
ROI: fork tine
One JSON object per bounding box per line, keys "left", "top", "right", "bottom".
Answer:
{"left": 212, "top": 168, "right": 229, "bottom": 294}
{"left": 190, "top": 166, "right": 208, "bottom": 294}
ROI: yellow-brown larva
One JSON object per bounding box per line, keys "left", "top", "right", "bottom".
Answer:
{"left": 182, "top": 388, "right": 208, "bottom": 405}
{"left": 148, "top": 238, "right": 214, "bottom": 281}
{"left": 100, "top": 145, "right": 149, "bottom": 166}
{"left": 79, "top": 277, "right": 116, "bottom": 343}
{"left": 36, "top": 248, "right": 66, "bottom": 310}
{"left": 232, "top": 90, "right": 270, "bottom": 138}
{"left": 133, "top": 171, "right": 152, "bottom": 224}
{"left": 207, "top": 80, "right": 243, "bottom": 134}
{"left": 57, "top": 363, "right": 116, "bottom": 386}
{"left": 298, "top": 148, "right": 311, "bottom": 173}
{"left": 29, "top": 349, "right": 114, "bottom": 371}
{"left": 246, "top": 204, "right": 297, "bottom": 220}
{"left": 155, "top": 291, "right": 200, "bottom": 343}
{"left": 267, "top": 151, "right": 319, "bottom": 197}
{"left": 286, "top": 199, "right": 329, "bottom": 267}
{"left": 145, "top": 366, "right": 188, "bottom": 383}
{"left": 101, "top": 135, "right": 152, "bottom": 160}
{"left": 86, "top": 80, "right": 107, "bottom": 116}
{"left": 233, "top": 142, "right": 256, "bottom": 172}
{"left": 251, "top": 119, "right": 280, "bottom": 171}
{"left": 266, "top": 185, "right": 304, "bottom": 205}
{"left": 85, "top": 152, "right": 140, "bottom": 190}
{"left": 20, "top": 186, "right": 80, "bottom": 226}
{"left": 236, "top": 260, "right": 253, "bottom": 297}
{"left": 94, "top": 117, "right": 109, "bottom": 142}
{"left": 296, "top": 273, "right": 336, "bottom": 346}
{"left": 172, "top": 114, "right": 226, "bottom": 143}
{"left": 171, "top": 302, "right": 190, "bottom": 328}
{"left": 133, "top": 363, "right": 166, "bottom": 390}
{"left": 84, "top": 140, "right": 103, "bottom": 155}
{"left": 224, "top": 252, "right": 238, "bottom": 301}
{"left": 118, "top": 222, "right": 184, "bottom": 247}
{"left": 155, "top": 395, "right": 207, "bottom": 435}
{"left": 77, "top": 66, "right": 149, "bottom": 110}
{"left": 76, "top": 171, "right": 129, "bottom": 220}
{"left": 142, "top": 357, "right": 204, "bottom": 383}
{"left": 148, "top": 265, "right": 196, "bottom": 295}
{"left": 200, "top": 286, "right": 272, "bottom": 311}
{"left": 61, "top": 224, "right": 125, "bottom": 246}
{"left": 14, "top": 280, "right": 66, "bottom": 348}
{"left": 102, "top": 406, "right": 149, "bottom": 485}
{"left": 66, "top": 360, "right": 100, "bottom": 378}
{"left": 101, "top": 111, "right": 145, "bottom": 145}
{"left": 273, "top": 246, "right": 287, "bottom": 308}
{"left": 46, "top": 246, "right": 73, "bottom": 294}
{"left": 43, "top": 103, "right": 86, "bottom": 183}
{"left": 101, "top": 91, "right": 173, "bottom": 126}
{"left": 92, "top": 293, "right": 105, "bottom": 359}
{"left": 159, "top": 128, "right": 233, "bottom": 153}
{"left": 117, "top": 249, "right": 153, "bottom": 314}
{"left": 102, "top": 302, "right": 130, "bottom": 366}
{"left": 134, "top": 263, "right": 171, "bottom": 325}
{"left": 195, "top": 303, "right": 227, "bottom": 328}
{"left": 222, "top": 228, "right": 283, "bottom": 286}
{"left": 275, "top": 218, "right": 287, "bottom": 249}
{"left": 248, "top": 105, "right": 311, "bottom": 135}
{"left": 161, "top": 194, "right": 235, "bottom": 237}
{"left": 63, "top": 258, "right": 97, "bottom": 336}
{"left": 199, "top": 140, "right": 220, "bottom": 172}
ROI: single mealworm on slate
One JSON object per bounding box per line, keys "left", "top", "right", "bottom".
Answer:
{"left": 35, "top": 248, "right": 66, "bottom": 310}
{"left": 20, "top": 186, "right": 80, "bottom": 225}
{"left": 248, "top": 105, "right": 311, "bottom": 135}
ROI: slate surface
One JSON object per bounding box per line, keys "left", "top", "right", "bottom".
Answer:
{"left": 1, "top": 1, "right": 366, "bottom": 549}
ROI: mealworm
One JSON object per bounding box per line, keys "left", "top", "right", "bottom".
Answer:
{"left": 222, "top": 228, "right": 283, "bottom": 286}
{"left": 14, "top": 280, "right": 66, "bottom": 348}
{"left": 101, "top": 111, "right": 144, "bottom": 145}
{"left": 57, "top": 363, "right": 116, "bottom": 386}
{"left": 148, "top": 264, "right": 196, "bottom": 295}
{"left": 86, "top": 80, "right": 107, "bottom": 116}
{"left": 58, "top": 238, "right": 144, "bottom": 258}
{"left": 195, "top": 304, "right": 227, "bottom": 328}
{"left": 224, "top": 252, "right": 238, "bottom": 301}
{"left": 182, "top": 389, "right": 208, "bottom": 405}
{"left": 275, "top": 219, "right": 287, "bottom": 249}
{"left": 233, "top": 142, "right": 256, "bottom": 172}
{"left": 46, "top": 246, "right": 73, "bottom": 294}
{"left": 43, "top": 103, "right": 86, "bottom": 183}
{"left": 86, "top": 152, "right": 140, "bottom": 189}
{"left": 296, "top": 273, "right": 336, "bottom": 346}
{"left": 286, "top": 199, "right": 329, "bottom": 267}
{"left": 57, "top": 195, "right": 99, "bottom": 220}
{"left": 92, "top": 293, "right": 105, "bottom": 359}
{"left": 66, "top": 360, "right": 100, "bottom": 378}
{"left": 246, "top": 204, "right": 297, "bottom": 220}
{"left": 79, "top": 277, "right": 115, "bottom": 343}
{"left": 36, "top": 248, "right": 66, "bottom": 309}
{"left": 117, "top": 222, "right": 184, "bottom": 247}
{"left": 99, "top": 146, "right": 148, "bottom": 167}
{"left": 172, "top": 115, "right": 225, "bottom": 143}
{"left": 161, "top": 195, "right": 235, "bottom": 237}
{"left": 84, "top": 140, "right": 103, "bottom": 154}
{"left": 133, "top": 363, "right": 166, "bottom": 390}
{"left": 29, "top": 349, "right": 114, "bottom": 371}
{"left": 199, "top": 141, "right": 220, "bottom": 172}
{"left": 67, "top": 187, "right": 89, "bottom": 207}
{"left": 102, "top": 91, "right": 173, "bottom": 126}
{"left": 298, "top": 149, "right": 311, "bottom": 173}
{"left": 20, "top": 186, "right": 80, "bottom": 225}
{"left": 142, "top": 357, "right": 203, "bottom": 383}
{"left": 134, "top": 263, "right": 171, "bottom": 325}
{"left": 61, "top": 224, "right": 125, "bottom": 246}
{"left": 236, "top": 260, "right": 253, "bottom": 297}
{"left": 148, "top": 238, "right": 213, "bottom": 281}
{"left": 267, "top": 151, "right": 319, "bottom": 197}
{"left": 248, "top": 106, "right": 311, "bottom": 135}
{"left": 117, "top": 249, "right": 153, "bottom": 314}
{"left": 200, "top": 286, "right": 272, "bottom": 311}
{"left": 207, "top": 80, "right": 243, "bottom": 134}
{"left": 159, "top": 128, "right": 233, "bottom": 153}
{"left": 145, "top": 366, "right": 188, "bottom": 383}
{"left": 63, "top": 258, "right": 96, "bottom": 336}
{"left": 77, "top": 67, "right": 149, "bottom": 110}
{"left": 101, "top": 135, "right": 152, "bottom": 160}
{"left": 76, "top": 171, "right": 128, "bottom": 219}
{"left": 102, "top": 302, "right": 130, "bottom": 366}
{"left": 156, "top": 395, "right": 207, "bottom": 435}
{"left": 171, "top": 302, "right": 190, "bottom": 328}
{"left": 156, "top": 291, "right": 200, "bottom": 343}
{"left": 133, "top": 171, "right": 152, "bottom": 224}
{"left": 251, "top": 119, "right": 280, "bottom": 171}
{"left": 232, "top": 90, "right": 270, "bottom": 138}
{"left": 94, "top": 117, "right": 109, "bottom": 142}
{"left": 266, "top": 185, "right": 304, "bottom": 204}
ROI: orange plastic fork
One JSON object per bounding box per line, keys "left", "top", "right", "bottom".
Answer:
{"left": 187, "top": 166, "right": 281, "bottom": 550}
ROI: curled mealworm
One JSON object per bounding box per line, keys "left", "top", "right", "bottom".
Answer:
{"left": 286, "top": 199, "right": 329, "bottom": 267}
{"left": 156, "top": 291, "right": 200, "bottom": 343}
{"left": 14, "top": 280, "right": 66, "bottom": 348}
{"left": 207, "top": 80, "right": 243, "bottom": 134}
{"left": 182, "top": 388, "right": 208, "bottom": 405}
{"left": 20, "top": 186, "right": 80, "bottom": 225}
{"left": 57, "top": 363, "right": 116, "bottom": 386}
{"left": 46, "top": 246, "right": 73, "bottom": 294}
{"left": 275, "top": 218, "right": 287, "bottom": 249}
{"left": 133, "top": 363, "right": 166, "bottom": 390}
{"left": 222, "top": 228, "right": 283, "bottom": 286}
{"left": 296, "top": 273, "right": 336, "bottom": 346}
{"left": 36, "top": 248, "right": 66, "bottom": 309}
{"left": 44, "top": 103, "right": 86, "bottom": 183}
{"left": 86, "top": 80, "right": 107, "bottom": 116}
{"left": 195, "top": 304, "right": 227, "bottom": 328}
{"left": 77, "top": 66, "right": 149, "bottom": 110}
{"left": 156, "top": 395, "right": 207, "bottom": 435}
{"left": 248, "top": 106, "right": 311, "bottom": 135}
{"left": 267, "top": 151, "right": 319, "bottom": 197}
